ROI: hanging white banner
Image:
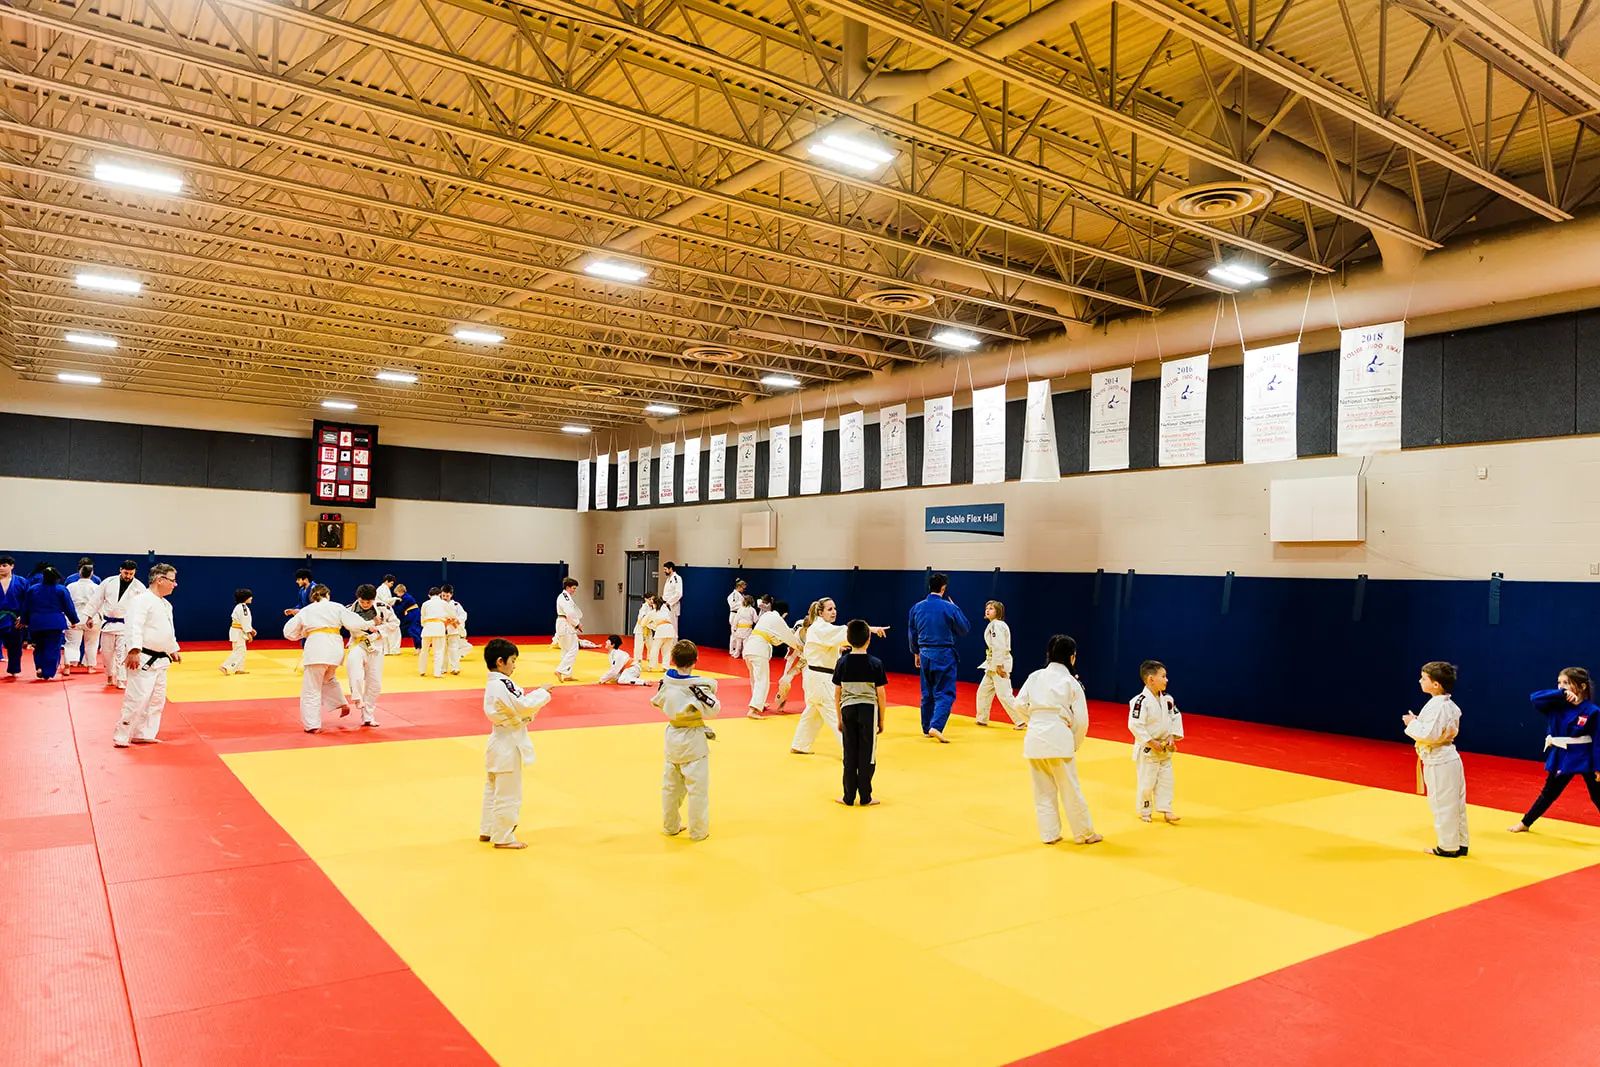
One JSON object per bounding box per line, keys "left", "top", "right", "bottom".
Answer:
{"left": 799, "top": 417, "right": 824, "bottom": 495}
{"left": 595, "top": 452, "right": 609, "bottom": 510}
{"left": 709, "top": 432, "right": 728, "bottom": 500}
{"left": 735, "top": 431, "right": 757, "bottom": 500}
{"left": 615, "top": 448, "right": 630, "bottom": 507}
{"left": 1159, "top": 354, "right": 1209, "bottom": 467}
{"left": 1243, "top": 341, "right": 1300, "bottom": 464}
{"left": 1021, "top": 379, "right": 1060, "bottom": 482}
{"left": 768, "top": 424, "right": 791, "bottom": 498}
{"left": 576, "top": 457, "right": 590, "bottom": 512}
{"left": 658, "top": 441, "right": 676, "bottom": 504}
{"left": 923, "top": 396, "right": 954, "bottom": 486}
{"left": 971, "top": 385, "right": 1007, "bottom": 485}
{"left": 840, "top": 410, "right": 865, "bottom": 492}
{"left": 682, "top": 436, "right": 701, "bottom": 502}
{"left": 635, "top": 445, "right": 652, "bottom": 506}
{"left": 1089, "top": 368, "right": 1133, "bottom": 472}
{"left": 880, "top": 403, "right": 908, "bottom": 488}
{"left": 1338, "top": 321, "right": 1405, "bottom": 455}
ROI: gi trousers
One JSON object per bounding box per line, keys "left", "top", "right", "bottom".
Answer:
{"left": 791, "top": 669, "right": 843, "bottom": 754}
{"left": 300, "top": 664, "right": 346, "bottom": 730}
{"left": 1029, "top": 758, "right": 1094, "bottom": 843}
{"left": 481, "top": 766, "right": 523, "bottom": 845}
{"left": 1423, "top": 755, "right": 1469, "bottom": 851}
{"left": 918, "top": 647, "right": 958, "bottom": 733}
{"left": 29, "top": 629, "right": 65, "bottom": 679}
{"left": 113, "top": 660, "right": 169, "bottom": 744}
{"left": 662, "top": 755, "right": 709, "bottom": 840}
{"left": 975, "top": 669, "right": 1015, "bottom": 725}
{"left": 1135, "top": 749, "right": 1176, "bottom": 816}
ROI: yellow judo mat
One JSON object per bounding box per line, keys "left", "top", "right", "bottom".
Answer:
{"left": 223, "top": 713, "right": 1600, "bottom": 1067}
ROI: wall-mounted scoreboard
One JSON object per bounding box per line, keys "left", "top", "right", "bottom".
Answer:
{"left": 311, "top": 420, "right": 378, "bottom": 508}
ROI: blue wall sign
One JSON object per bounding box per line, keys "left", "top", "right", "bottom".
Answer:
{"left": 925, "top": 504, "right": 1005, "bottom": 536}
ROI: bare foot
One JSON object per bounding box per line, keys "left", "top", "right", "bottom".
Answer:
{"left": 834, "top": 797, "right": 850, "bottom": 805}
{"left": 494, "top": 840, "right": 528, "bottom": 850}
{"left": 1139, "top": 814, "right": 1153, "bottom": 822}
{"left": 1508, "top": 822, "right": 1530, "bottom": 833}
{"left": 746, "top": 710, "right": 765, "bottom": 719}
{"left": 304, "top": 727, "right": 321, "bottom": 734}
{"left": 1042, "top": 837, "right": 1063, "bottom": 845}
{"left": 929, "top": 729, "right": 950, "bottom": 744}
{"left": 131, "top": 738, "right": 162, "bottom": 745}
{"left": 1012, "top": 722, "right": 1027, "bottom": 730}
{"left": 235, "top": 670, "right": 249, "bottom": 675}
{"left": 975, "top": 720, "right": 989, "bottom": 727}
{"left": 218, "top": 666, "right": 228, "bottom": 675}
{"left": 663, "top": 827, "right": 686, "bottom": 836}
{"left": 1075, "top": 832, "right": 1105, "bottom": 845}
{"left": 1162, "top": 813, "right": 1181, "bottom": 824}
{"left": 865, "top": 798, "right": 881, "bottom": 806}
{"left": 479, "top": 834, "right": 491, "bottom": 842}
{"left": 790, "top": 748, "right": 810, "bottom": 755}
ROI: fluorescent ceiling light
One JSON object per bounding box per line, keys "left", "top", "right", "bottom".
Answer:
{"left": 644, "top": 403, "right": 679, "bottom": 415}
{"left": 75, "top": 272, "right": 142, "bottom": 294}
{"left": 375, "top": 370, "right": 418, "bottom": 384}
{"left": 808, "top": 134, "right": 897, "bottom": 173}
{"left": 584, "top": 260, "right": 649, "bottom": 283}
{"left": 931, "top": 328, "right": 981, "bottom": 350}
{"left": 452, "top": 328, "right": 504, "bottom": 344}
{"left": 57, "top": 372, "right": 102, "bottom": 385}
{"left": 321, "top": 399, "right": 358, "bottom": 411}
{"left": 561, "top": 425, "right": 591, "bottom": 434}
{"left": 93, "top": 161, "right": 183, "bottom": 194}
{"left": 1207, "top": 264, "right": 1269, "bottom": 285}
{"left": 64, "top": 331, "right": 118, "bottom": 349}
{"left": 761, "top": 374, "right": 800, "bottom": 388}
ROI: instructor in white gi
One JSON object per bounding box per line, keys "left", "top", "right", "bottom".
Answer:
{"left": 554, "top": 577, "right": 583, "bottom": 681}
{"left": 113, "top": 564, "right": 181, "bottom": 748}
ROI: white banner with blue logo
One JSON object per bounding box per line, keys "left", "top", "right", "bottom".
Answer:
{"left": 1021, "top": 379, "right": 1059, "bottom": 482}
{"left": 658, "top": 441, "right": 676, "bottom": 504}
{"left": 682, "top": 436, "right": 700, "bottom": 501}
{"left": 1089, "top": 367, "right": 1132, "bottom": 472}
{"left": 615, "top": 448, "right": 630, "bottom": 507}
{"left": 1338, "top": 320, "right": 1405, "bottom": 455}
{"left": 768, "top": 424, "right": 790, "bottom": 498}
{"left": 923, "top": 396, "right": 954, "bottom": 486}
{"left": 840, "top": 410, "right": 865, "bottom": 491}
{"left": 1243, "top": 341, "right": 1299, "bottom": 464}
{"left": 879, "top": 403, "right": 908, "bottom": 488}
{"left": 577, "top": 457, "right": 590, "bottom": 512}
{"left": 971, "top": 384, "right": 1007, "bottom": 485}
{"left": 709, "top": 432, "right": 727, "bottom": 500}
{"left": 635, "top": 444, "right": 652, "bottom": 506}
{"left": 734, "top": 431, "right": 755, "bottom": 500}
{"left": 1159, "top": 354, "right": 1209, "bottom": 467}
{"left": 800, "top": 417, "right": 824, "bottom": 495}
{"left": 595, "top": 452, "right": 609, "bottom": 510}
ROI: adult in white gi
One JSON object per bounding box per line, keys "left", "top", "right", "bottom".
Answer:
{"left": 345, "top": 584, "right": 394, "bottom": 726}
{"left": 554, "top": 578, "right": 583, "bottom": 681}
{"left": 646, "top": 599, "right": 677, "bottom": 672}
{"left": 743, "top": 599, "right": 799, "bottom": 718}
{"left": 481, "top": 639, "right": 552, "bottom": 849}
{"left": 284, "top": 586, "right": 372, "bottom": 733}
{"left": 1013, "top": 635, "right": 1101, "bottom": 845}
{"left": 64, "top": 565, "right": 103, "bottom": 673}
{"left": 976, "top": 600, "right": 1018, "bottom": 727}
{"left": 418, "top": 587, "right": 456, "bottom": 678}
{"left": 95, "top": 562, "right": 146, "bottom": 690}
{"left": 726, "top": 579, "right": 747, "bottom": 656}
{"left": 1128, "top": 661, "right": 1184, "bottom": 822}
{"left": 445, "top": 599, "right": 471, "bottom": 675}
{"left": 220, "top": 590, "right": 255, "bottom": 675}
{"left": 1404, "top": 661, "right": 1468, "bottom": 856}
{"left": 375, "top": 575, "right": 402, "bottom": 654}
{"left": 653, "top": 649, "right": 720, "bottom": 840}
{"left": 112, "top": 564, "right": 181, "bottom": 748}
{"left": 662, "top": 562, "right": 684, "bottom": 634}
{"left": 597, "top": 636, "right": 649, "bottom": 685}
{"left": 790, "top": 598, "right": 887, "bottom": 755}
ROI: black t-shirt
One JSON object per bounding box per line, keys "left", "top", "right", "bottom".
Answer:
{"left": 831, "top": 651, "right": 888, "bottom": 707}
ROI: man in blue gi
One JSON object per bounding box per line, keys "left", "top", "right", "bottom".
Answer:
{"left": 0, "top": 555, "right": 29, "bottom": 678}
{"left": 908, "top": 572, "right": 969, "bottom": 743}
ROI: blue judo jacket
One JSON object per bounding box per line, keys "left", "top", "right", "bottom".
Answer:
{"left": 21, "top": 582, "right": 79, "bottom": 631}
{"left": 1530, "top": 689, "right": 1600, "bottom": 775}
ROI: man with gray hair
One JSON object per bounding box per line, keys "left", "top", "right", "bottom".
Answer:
{"left": 113, "top": 563, "right": 182, "bottom": 748}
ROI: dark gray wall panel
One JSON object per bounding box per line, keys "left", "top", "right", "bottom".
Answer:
{"left": 1129, "top": 377, "right": 1159, "bottom": 470}
{"left": 381, "top": 445, "right": 441, "bottom": 501}
{"left": 69, "top": 419, "right": 141, "bottom": 483}
{"left": 439, "top": 450, "right": 490, "bottom": 504}
{"left": 1054, "top": 390, "right": 1088, "bottom": 475}
{"left": 207, "top": 432, "right": 273, "bottom": 492}
{"left": 1298, "top": 349, "right": 1337, "bottom": 456}
{"left": 0, "top": 414, "right": 71, "bottom": 479}
{"left": 140, "top": 426, "right": 210, "bottom": 487}
{"left": 1206, "top": 365, "right": 1243, "bottom": 463}
{"left": 1402, "top": 334, "right": 1445, "bottom": 448}
{"left": 1442, "top": 317, "right": 1574, "bottom": 444}
{"left": 489, "top": 454, "right": 540, "bottom": 507}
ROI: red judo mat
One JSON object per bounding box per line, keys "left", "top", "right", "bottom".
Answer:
{"left": 3, "top": 644, "right": 1598, "bottom": 1067}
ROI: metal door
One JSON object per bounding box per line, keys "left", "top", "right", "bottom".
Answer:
{"left": 624, "top": 550, "right": 660, "bottom": 633}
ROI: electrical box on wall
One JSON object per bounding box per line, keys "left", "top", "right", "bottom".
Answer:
{"left": 1269, "top": 475, "right": 1366, "bottom": 543}
{"left": 740, "top": 511, "right": 778, "bottom": 550}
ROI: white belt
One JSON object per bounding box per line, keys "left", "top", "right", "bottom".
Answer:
{"left": 1545, "top": 735, "right": 1595, "bottom": 751}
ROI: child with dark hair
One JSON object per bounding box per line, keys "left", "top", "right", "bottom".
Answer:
{"left": 1128, "top": 660, "right": 1184, "bottom": 823}
{"left": 832, "top": 619, "right": 889, "bottom": 806}
{"left": 1013, "top": 635, "right": 1101, "bottom": 845}
{"left": 1509, "top": 667, "right": 1600, "bottom": 834}
{"left": 597, "top": 634, "right": 649, "bottom": 686}
{"left": 346, "top": 584, "right": 397, "bottom": 725}
{"left": 220, "top": 589, "right": 255, "bottom": 675}
{"left": 1404, "top": 661, "right": 1468, "bottom": 857}
{"left": 480, "top": 639, "right": 552, "bottom": 850}
{"left": 653, "top": 640, "right": 720, "bottom": 841}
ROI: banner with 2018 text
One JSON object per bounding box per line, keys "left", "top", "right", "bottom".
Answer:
{"left": 923, "top": 396, "right": 954, "bottom": 486}
{"left": 1243, "top": 341, "right": 1299, "bottom": 464}
{"left": 1338, "top": 320, "right": 1405, "bottom": 455}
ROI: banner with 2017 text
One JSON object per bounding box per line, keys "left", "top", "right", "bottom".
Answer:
{"left": 1158, "top": 354, "right": 1209, "bottom": 467}
{"left": 1089, "top": 368, "right": 1132, "bottom": 472}
{"left": 1338, "top": 321, "right": 1405, "bottom": 455}
{"left": 1243, "top": 341, "right": 1299, "bottom": 464}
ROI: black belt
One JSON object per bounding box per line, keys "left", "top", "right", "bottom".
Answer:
{"left": 102, "top": 617, "right": 123, "bottom": 624}
{"left": 807, "top": 664, "right": 833, "bottom": 675}
{"left": 141, "top": 650, "right": 172, "bottom": 665}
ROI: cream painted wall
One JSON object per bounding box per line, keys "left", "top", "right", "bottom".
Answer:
{"left": 578, "top": 435, "right": 1600, "bottom": 596}
{"left": 3, "top": 477, "right": 582, "bottom": 565}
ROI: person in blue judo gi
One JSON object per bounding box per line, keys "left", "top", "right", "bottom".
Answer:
{"left": 21, "top": 565, "right": 79, "bottom": 681}
{"left": 908, "top": 572, "right": 970, "bottom": 743}
{"left": 0, "top": 555, "right": 30, "bottom": 678}
{"left": 1509, "top": 666, "right": 1600, "bottom": 832}
{"left": 394, "top": 582, "right": 422, "bottom": 650}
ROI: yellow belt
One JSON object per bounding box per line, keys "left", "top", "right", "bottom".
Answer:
{"left": 308, "top": 627, "right": 342, "bottom": 636}
{"left": 230, "top": 623, "right": 243, "bottom": 629}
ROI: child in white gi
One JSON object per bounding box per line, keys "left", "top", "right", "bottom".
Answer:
{"left": 731, "top": 595, "right": 757, "bottom": 659}
{"left": 1128, "top": 660, "right": 1184, "bottom": 823}
{"left": 976, "top": 599, "right": 1017, "bottom": 727}
{"left": 646, "top": 596, "right": 677, "bottom": 673}
{"left": 726, "top": 579, "right": 748, "bottom": 656}
{"left": 220, "top": 588, "right": 255, "bottom": 675}
{"left": 480, "top": 639, "right": 552, "bottom": 850}
{"left": 1404, "top": 661, "right": 1469, "bottom": 858}
{"left": 633, "top": 595, "right": 655, "bottom": 665}
{"left": 418, "top": 585, "right": 456, "bottom": 677}
{"left": 345, "top": 584, "right": 394, "bottom": 726}
{"left": 597, "top": 634, "right": 649, "bottom": 685}
{"left": 1013, "top": 634, "right": 1101, "bottom": 845}
{"left": 283, "top": 585, "right": 372, "bottom": 733}
{"left": 554, "top": 577, "right": 583, "bottom": 681}
{"left": 445, "top": 598, "right": 470, "bottom": 675}
{"left": 653, "top": 640, "right": 720, "bottom": 841}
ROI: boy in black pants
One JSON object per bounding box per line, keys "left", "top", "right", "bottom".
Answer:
{"left": 831, "top": 619, "right": 889, "bottom": 806}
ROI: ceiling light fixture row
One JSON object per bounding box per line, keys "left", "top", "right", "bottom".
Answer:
{"left": 1207, "top": 263, "right": 1269, "bottom": 286}
{"left": 807, "top": 134, "right": 897, "bottom": 173}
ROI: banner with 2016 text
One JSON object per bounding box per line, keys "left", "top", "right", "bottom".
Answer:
{"left": 734, "top": 431, "right": 756, "bottom": 500}
{"left": 658, "top": 441, "right": 676, "bottom": 505}
{"left": 768, "top": 424, "right": 791, "bottom": 498}
{"left": 615, "top": 448, "right": 630, "bottom": 508}
{"left": 709, "top": 433, "right": 728, "bottom": 500}
{"left": 1158, "top": 354, "right": 1209, "bottom": 467}
{"left": 971, "top": 384, "right": 1007, "bottom": 485}
{"left": 1021, "top": 379, "right": 1059, "bottom": 482}
{"left": 923, "top": 396, "right": 954, "bottom": 486}
{"left": 879, "top": 403, "right": 908, "bottom": 488}
{"left": 1089, "top": 368, "right": 1132, "bottom": 472}
{"left": 840, "top": 410, "right": 865, "bottom": 492}
{"left": 1243, "top": 341, "right": 1299, "bottom": 464}
{"left": 682, "top": 436, "right": 700, "bottom": 502}
{"left": 799, "top": 417, "right": 824, "bottom": 495}
{"left": 1338, "top": 320, "right": 1405, "bottom": 455}
{"left": 576, "top": 457, "right": 589, "bottom": 512}
{"left": 595, "top": 452, "right": 609, "bottom": 510}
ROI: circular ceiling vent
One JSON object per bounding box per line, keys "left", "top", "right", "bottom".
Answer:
{"left": 572, "top": 383, "right": 622, "bottom": 397}
{"left": 857, "top": 287, "right": 935, "bottom": 312}
{"left": 682, "top": 345, "right": 745, "bottom": 363}
{"left": 1159, "top": 181, "right": 1274, "bottom": 221}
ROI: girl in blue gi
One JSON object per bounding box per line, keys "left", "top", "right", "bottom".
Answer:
{"left": 21, "top": 565, "right": 79, "bottom": 681}
{"left": 1509, "top": 667, "right": 1600, "bottom": 832}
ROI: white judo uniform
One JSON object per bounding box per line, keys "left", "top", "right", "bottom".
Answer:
{"left": 221, "top": 602, "right": 254, "bottom": 674}
{"left": 64, "top": 575, "right": 102, "bottom": 670}
{"left": 444, "top": 602, "right": 470, "bottom": 674}
{"left": 633, "top": 602, "right": 652, "bottom": 661}
{"left": 112, "top": 590, "right": 179, "bottom": 747}
{"left": 555, "top": 590, "right": 583, "bottom": 677}
{"left": 646, "top": 605, "right": 676, "bottom": 672}
{"left": 743, "top": 610, "right": 799, "bottom": 713}
{"left": 481, "top": 672, "right": 551, "bottom": 845}
{"left": 96, "top": 576, "right": 146, "bottom": 689}
{"left": 1014, "top": 663, "right": 1096, "bottom": 843}
{"left": 726, "top": 589, "right": 745, "bottom": 656}
{"left": 345, "top": 602, "right": 396, "bottom": 725}
{"left": 418, "top": 596, "right": 453, "bottom": 677}
{"left": 375, "top": 581, "right": 402, "bottom": 654}
{"left": 1406, "top": 693, "right": 1468, "bottom": 853}
{"left": 663, "top": 572, "right": 684, "bottom": 634}
{"left": 976, "top": 619, "right": 1017, "bottom": 726}
{"left": 598, "top": 647, "right": 648, "bottom": 685}
{"left": 653, "top": 672, "right": 720, "bottom": 840}
{"left": 791, "top": 619, "right": 851, "bottom": 754}
{"left": 731, "top": 605, "right": 756, "bottom": 660}
{"left": 284, "top": 600, "right": 372, "bottom": 731}
{"left": 1128, "top": 687, "right": 1184, "bottom": 818}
